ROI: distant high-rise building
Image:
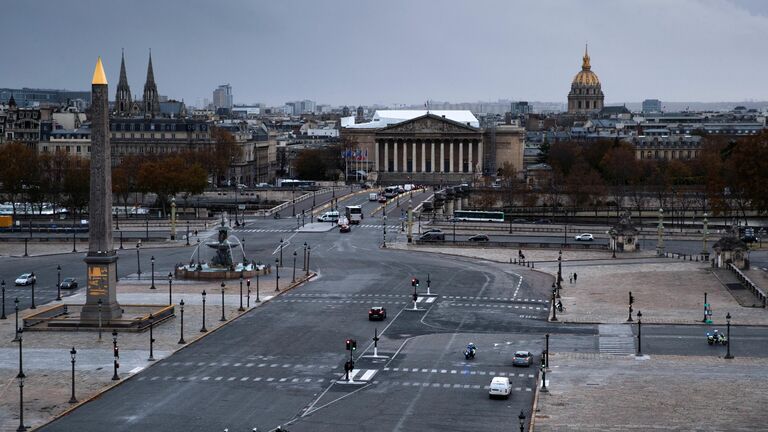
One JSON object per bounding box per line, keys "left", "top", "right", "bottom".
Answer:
{"left": 567, "top": 45, "right": 604, "bottom": 114}
{"left": 213, "top": 84, "right": 233, "bottom": 110}
{"left": 642, "top": 99, "right": 662, "bottom": 113}
{"left": 511, "top": 101, "right": 531, "bottom": 115}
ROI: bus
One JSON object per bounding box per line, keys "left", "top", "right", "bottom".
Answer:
{"left": 277, "top": 179, "right": 316, "bottom": 188}
{"left": 345, "top": 205, "right": 363, "bottom": 224}
{"left": 452, "top": 210, "right": 505, "bottom": 223}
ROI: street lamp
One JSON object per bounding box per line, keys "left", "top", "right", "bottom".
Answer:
{"left": 303, "top": 242, "right": 308, "bottom": 272}
{"left": 292, "top": 250, "right": 297, "bottom": 283}
{"left": 557, "top": 250, "right": 563, "bottom": 292}
{"left": 30, "top": 273, "right": 36, "bottom": 309}
{"left": 636, "top": 310, "right": 643, "bottom": 357}
{"left": 148, "top": 313, "right": 155, "bottom": 361}
{"left": 14, "top": 297, "right": 20, "bottom": 341}
{"left": 540, "top": 358, "right": 548, "bottom": 393}
{"left": 275, "top": 258, "right": 280, "bottom": 292}
{"left": 518, "top": 410, "right": 526, "bottom": 432}
{"left": 220, "top": 282, "right": 227, "bottom": 322}
{"left": 657, "top": 208, "right": 665, "bottom": 256}
{"left": 1, "top": 280, "right": 6, "bottom": 320}
{"left": 200, "top": 290, "right": 208, "bottom": 333}
{"left": 255, "top": 269, "right": 261, "bottom": 302}
{"left": 246, "top": 279, "right": 251, "bottom": 308}
{"left": 16, "top": 354, "right": 26, "bottom": 432}
{"left": 306, "top": 244, "right": 311, "bottom": 276}
{"left": 136, "top": 242, "right": 142, "bottom": 280}
{"left": 56, "top": 264, "right": 62, "bottom": 301}
{"left": 238, "top": 273, "right": 245, "bottom": 312}
{"left": 551, "top": 286, "right": 558, "bottom": 321}
{"left": 97, "top": 298, "right": 103, "bottom": 341}
{"left": 178, "top": 299, "right": 186, "bottom": 344}
{"left": 150, "top": 256, "right": 156, "bottom": 289}
{"left": 279, "top": 238, "right": 284, "bottom": 267}
{"left": 168, "top": 272, "right": 173, "bottom": 305}
{"left": 69, "top": 346, "right": 78, "bottom": 403}
{"left": 112, "top": 330, "right": 119, "bottom": 380}
{"left": 382, "top": 215, "right": 388, "bottom": 248}
{"left": 725, "top": 312, "right": 733, "bottom": 359}
{"left": 186, "top": 221, "right": 190, "bottom": 246}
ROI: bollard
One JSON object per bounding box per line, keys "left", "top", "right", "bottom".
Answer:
{"left": 531, "top": 262, "right": 534, "bottom": 268}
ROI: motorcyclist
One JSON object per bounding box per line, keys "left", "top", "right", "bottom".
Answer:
{"left": 466, "top": 343, "right": 476, "bottom": 356}
{"left": 556, "top": 300, "right": 563, "bottom": 312}
{"left": 713, "top": 329, "right": 721, "bottom": 342}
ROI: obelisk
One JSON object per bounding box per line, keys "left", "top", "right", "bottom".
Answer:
{"left": 81, "top": 57, "right": 122, "bottom": 320}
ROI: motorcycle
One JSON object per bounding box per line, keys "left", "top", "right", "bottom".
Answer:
{"left": 706, "top": 332, "right": 728, "bottom": 345}
{"left": 464, "top": 347, "right": 476, "bottom": 360}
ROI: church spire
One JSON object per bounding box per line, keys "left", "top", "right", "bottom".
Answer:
{"left": 115, "top": 49, "right": 132, "bottom": 116}
{"left": 142, "top": 49, "right": 160, "bottom": 117}
{"left": 582, "top": 43, "right": 591, "bottom": 70}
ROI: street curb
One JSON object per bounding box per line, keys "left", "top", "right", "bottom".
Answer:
{"left": 556, "top": 319, "right": 768, "bottom": 328}
{"left": 30, "top": 271, "right": 317, "bottom": 431}
{"left": 530, "top": 366, "right": 543, "bottom": 432}
{"left": 3, "top": 241, "right": 193, "bottom": 259}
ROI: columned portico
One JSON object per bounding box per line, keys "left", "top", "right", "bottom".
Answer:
{"left": 449, "top": 141, "right": 454, "bottom": 173}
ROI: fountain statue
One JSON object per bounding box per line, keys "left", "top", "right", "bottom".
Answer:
{"left": 208, "top": 219, "right": 235, "bottom": 270}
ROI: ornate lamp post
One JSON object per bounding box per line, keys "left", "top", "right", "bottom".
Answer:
{"left": 56, "top": 264, "right": 62, "bottom": 301}
{"left": 702, "top": 212, "right": 709, "bottom": 260}
{"left": 200, "top": 290, "right": 208, "bottom": 333}
{"left": 69, "top": 347, "right": 78, "bottom": 403}
{"left": 636, "top": 310, "right": 643, "bottom": 357}
{"left": 150, "top": 256, "right": 156, "bottom": 289}
{"left": 112, "top": 330, "right": 120, "bottom": 380}
{"left": 167, "top": 272, "right": 173, "bottom": 305}
{"left": 30, "top": 273, "right": 36, "bottom": 309}
{"left": 306, "top": 245, "right": 311, "bottom": 276}
{"left": 656, "top": 208, "right": 665, "bottom": 257}
{"left": 1, "top": 280, "right": 6, "bottom": 320}
{"left": 382, "top": 215, "right": 388, "bottom": 248}
{"left": 16, "top": 361, "right": 26, "bottom": 431}
{"left": 551, "top": 286, "right": 558, "bottom": 321}
{"left": 148, "top": 313, "right": 155, "bottom": 361}
{"left": 246, "top": 279, "right": 251, "bottom": 308}
{"left": 13, "top": 298, "right": 20, "bottom": 341}
{"left": 725, "top": 312, "right": 734, "bottom": 359}
{"left": 136, "top": 242, "right": 142, "bottom": 280}
{"left": 292, "top": 250, "right": 297, "bottom": 283}
{"left": 279, "top": 238, "right": 284, "bottom": 267}
{"left": 178, "top": 299, "right": 186, "bottom": 345}
{"left": 255, "top": 270, "right": 261, "bottom": 302}
{"left": 275, "top": 258, "right": 280, "bottom": 292}
{"left": 220, "top": 282, "right": 227, "bottom": 322}
{"left": 238, "top": 273, "right": 245, "bottom": 312}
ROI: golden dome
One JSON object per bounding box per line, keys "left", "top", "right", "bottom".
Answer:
{"left": 571, "top": 45, "right": 600, "bottom": 86}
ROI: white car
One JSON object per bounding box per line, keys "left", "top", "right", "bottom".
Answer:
{"left": 15, "top": 273, "right": 36, "bottom": 286}
{"left": 574, "top": 233, "right": 594, "bottom": 241}
{"left": 317, "top": 211, "right": 340, "bottom": 223}
{"left": 488, "top": 376, "right": 512, "bottom": 399}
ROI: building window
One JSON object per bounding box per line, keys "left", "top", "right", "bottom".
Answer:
{"left": 577, "top": 101, "right": 582, "bottom": 109}
{"left": 88, "top": 146, "right": 91, "bottom": 153}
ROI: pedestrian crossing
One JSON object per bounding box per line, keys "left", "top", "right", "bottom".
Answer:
{"left": 284, "top": 292, "right": 548, "bottom": 304}
{"left": 598, "top": 324, "right": 636, "bottom": 355}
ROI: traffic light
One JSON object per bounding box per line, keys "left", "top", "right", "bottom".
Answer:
{"left": 113, "top": 345, "right": 119, "bottom": 359}
{"left": 351, "top": 339, "right": 357, "bottom": 351}
{"left": 345, "top": 339, "right": 357, "bottom": 351}
{"left": 629, "top": 291, "right": 634, "bottom": 305}
{"left": 411, "top": 278, "right": 419, "bottom": 288}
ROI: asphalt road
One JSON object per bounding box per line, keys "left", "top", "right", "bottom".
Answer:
{"left": 10, "top": 188, "right": 768, "bottom": 432}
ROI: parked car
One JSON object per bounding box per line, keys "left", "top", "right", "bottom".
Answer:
{"left": 468, "top": 234, "right": 489, "bottom": 242}
{"left": 317, "top": 211, "right": 340, "bottom": 223}
{"left": 339, "top": 224, "right": 351, "bottom": 233}
{"left": 368, "top": 306, "right": 387, "bottom": 321}
{"left": 533, "top": 218, "right": 552, "bottom": 224}
{"left": 574, "top": 233, "right": 594, "bottom": 241}
{"left": 488, "top": 377, "right": 512, "bottom": 399}
{"left": 15, "top": 273, "right": 36, "bottom": 286}
{"left": 511, "top": 218, "right": 528, "bottom": 223}
{"left": 59, "top": 277, "right": 78, "bottom": 289}
{"left": 512, "top": 351, "right": 533, "bottom": 367}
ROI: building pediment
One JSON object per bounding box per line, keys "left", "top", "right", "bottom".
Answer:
{"left": 377, "top": 114, "right": 478, "bottom": 135}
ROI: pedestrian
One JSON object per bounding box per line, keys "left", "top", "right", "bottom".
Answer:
{"left": 574, "top": 272, "right": 578, "bottom": 283}
{"left": 569, "top": 275, "right": 573, "bottom": 284}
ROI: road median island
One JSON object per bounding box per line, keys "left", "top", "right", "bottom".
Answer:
{"left": 1, "top": 269, "right": 317, "bottom": 431}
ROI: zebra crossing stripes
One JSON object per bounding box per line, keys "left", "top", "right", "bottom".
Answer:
{"left": 284, "top": 292, "right": 547, "bottom": 304}
{"left": 231, "top": 229, "right": 294, "bottom": 233}
{"left": 598, "top": 324, "right": 636, "bottom": 355}
{"left": 341, "top": 368, "right": 378, "bottom": 382}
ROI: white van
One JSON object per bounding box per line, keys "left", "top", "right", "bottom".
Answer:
{"left": 317, "top": 210, "right": 340, "bottom": 223}
{"left": 369, "top": 193, "right": 379, "bottom": 201}
{"left": 488, "top": 377, "right": 512, "bottom": 399}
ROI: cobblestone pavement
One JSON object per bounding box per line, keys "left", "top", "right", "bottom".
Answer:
{"left": 534, "top": 354, "right": 766, "bottom": 431}
{"left": 0, "top": 271, "right": 312, "bottom": 431}
{"left": 390, "top": 243, "right": 768, "bottom": 326}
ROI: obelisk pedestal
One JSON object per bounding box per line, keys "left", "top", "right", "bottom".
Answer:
{"left": 81, "top": 57, "right": 122, "bottom": 321}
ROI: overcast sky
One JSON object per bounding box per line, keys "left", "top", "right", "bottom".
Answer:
{"left": 1, "top": 0, "right": 767, "bottom": 107}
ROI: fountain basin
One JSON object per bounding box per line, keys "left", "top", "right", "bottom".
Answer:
{"left": 174, "top": 263, "right": 270, "bottom": 280}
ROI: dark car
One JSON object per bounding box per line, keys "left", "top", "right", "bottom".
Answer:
{"left": 422, "top": 228, "right": 443, "bottom": 235}
{"left": 368, "top": 306, "right": 387, "bottom": 321}
{"left": 468, "top": 234, "right": 489, "bottom": 242}
{"left": 534, "top": 218, "right": 552, "bottom": 224}
{"left": 512, "top": 351, "right": 533, "bottom": 367}
{"left": 511, "top": 218, "right": 528, "bottom": 223}
{"left": 339, "top": 224, "right": 351, "bottom": 233}
{"left": 378, "top": 196, "right": 387, "bottom": 203}
{"left": 59, "top": 277, "right": 78, "bottom": 289}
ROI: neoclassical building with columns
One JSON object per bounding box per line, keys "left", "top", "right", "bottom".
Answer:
{"left": 342, "top": 111, "right": 524, "bottom": 185}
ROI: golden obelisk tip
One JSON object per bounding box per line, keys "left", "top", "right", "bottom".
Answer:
{"left": 92, "top": 56, "right": 108, "bottom": 85}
